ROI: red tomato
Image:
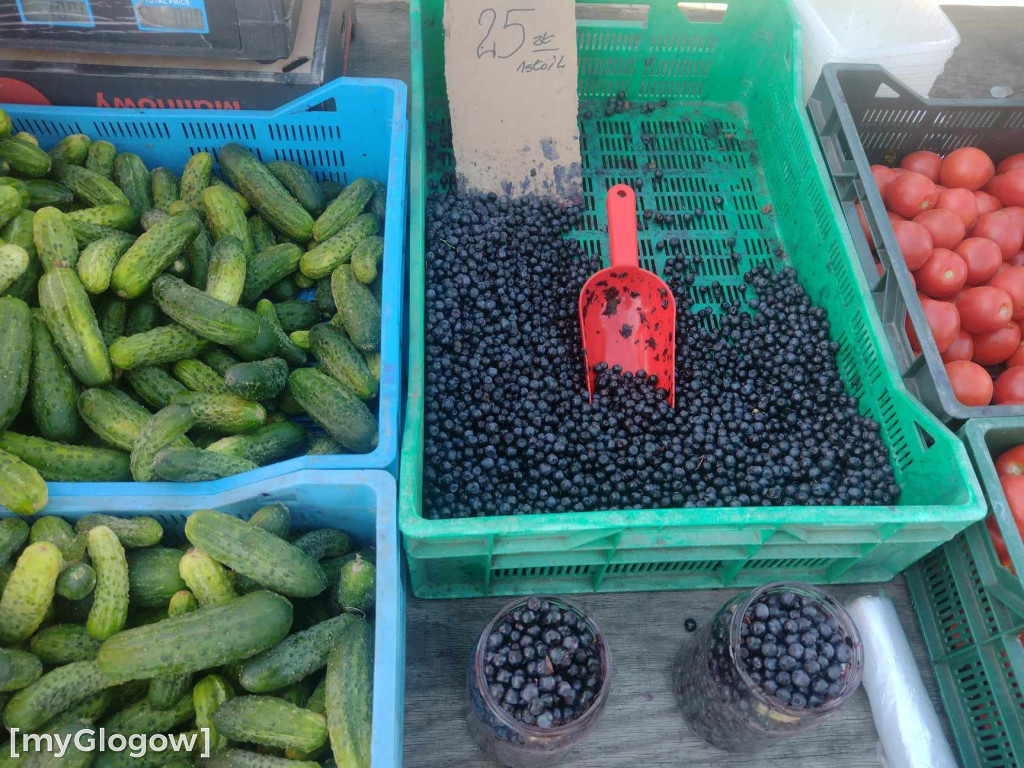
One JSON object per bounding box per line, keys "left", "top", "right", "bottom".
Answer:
{"left": 956, "top": 238, "right": 1003, "bottom": 285}
{"left": 989, "top": 169, "right": 1024, "bottom": 208}
{"left": 940, "top": 147, "right": 996, "bottom": 191}
{"left": 998, "top": 154, "right": 1024, "bottom": 174}
{"left": 973, "top": 211, "right": 1024, "bottom": 259}
{"left": 892, "top": 220, "right": 933, "bottom": 270}
{"left": 884, "top": 172, "right": 939, "bottom": 219}
{"left": 907, "top": 297, "right": 960, "bottom": 353}
{"left": 956, "top": 286, "right": 1015, "bottom": 333}
{"left": 913, "top": 208, "right": 965, "bottom": 250}
{"left": 990, "top": 267, "right": 1024, "bottom": 320}
{"left": 901, "top": 151, "right": 943, "bottom": 182}
{"left": 941, "top": 329, "right": 974, "bottom": 362}
{"left": 916, "top": 248, "right": 967, "bottom": 298}
{"left": 999, "top": 474, "right": 1024, "bottom": 533}
{"left": 946, "top": 360, "right": 994, "bottom": 406}
{"left": 936, "top": 187, "right": 979, "bottom": 230}
{"left": 975, "top": 190, "right": 1003, "bottom": 216}
{"left": 996, "top": 444, "right": 1024, "bottom": 476}
{"left": 871, "top": 164, "right": 897, "bottom": 195}
{"left": 995, "top": 366, "right": 1024, "bottom": 404}
{"left": 856, "top": 202, "right": 874, "bottom": 251}
{"left": 974, "top": 323, "right": 1021, "bottom": 365}
{"left": 1001, "top": 206, "right": 1024, "bottom": 232}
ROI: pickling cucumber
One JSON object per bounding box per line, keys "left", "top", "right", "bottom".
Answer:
{"left": 0, "top": 432, "right": 130, "bottom": 482}
{"left": 241, "top": 243, "right": 303, "bottom": 305}
{"left": 110, "top": 211, "right": 200, "bottom": 299}
{"left": 312, "top": 177, "right": 374, "bottom": 242}
{"left": 0, "top": 295, "right": 31, "bottom": 432}
{"left": 180, "top": 152, "right": 212, "bottom": 211}
{"left": 193, "top": 673, "right": 234, "bottom": 753}
{"left": 85, "top": 141, "right": 116, "bottom": 180}
{"left": 206, "top": 235, "right": 247, "bottom": 306}
{"left": 267, "top": 161, "right": 326, "bottom": 216}
{"left": 38, "top": 267, "right": 112, "bottom": 386}
{"left": 154, "top": 273, "right": 260, "bottom": 346}
{"left": 249, "top": 503, "right": 291, "bottom": 537}
{"left": 3, "top": 661, "right": 118, "bottom": 732}
{"left": 310, "top": 322, "right": 378, "bottom": 399}
{"left": 239, "top": 614, "right": 355, "bottom": 693}
{"left": 130, "top": 402, "right": 196, "bottom": 482}
{"left": 113, "top": 153, "right": 152, "bottom": 213}
{"left": 203, "top": 184, "right": 254, "bottom": 257}
{"left": 256, "top": 299, "right": 306, "bottom": 366}
{"left": 330, "top": 264, "right": 381, "bottom": 353}
{"left": 224, "top": 356, "right": 289, "bottom": 400}
{"left": 85, "top": 525, "right": 129, "bottom": 641}
{"left": 292, "top": 528, "right": 351, "bottom": 561}
{"left": 151, "top": 168, "right": 179, "bottom": 213}
{"left": 75, "top": 515, "right": 164, "bottom": 549}
{"left": 178, "top": 547, "right": 236, "bottom": 608}
{"left": 351, "top": 235, "right": 385, "bottom": 284}
{"left": 126, "top": 548, "right": 185, "bottom": 608}
{"left": 0, "top": 649, "right": 42, "bottom": 693}
{"left": 55, "top": 561, "right": 97, "bottom": 601}
{"left": 77, "top": 235, "right": 133, "bottom": 294}
{"left": 29, "top": 309, "right": 80, "bottom": 441}
{"left": 110, "top": 324, "right": 209, "bottom": 370}
{"left": 60, "top": 165, "right": 130, "bottom": 208}
{"left": 300, "top": 212, "right": 378, "bottom": 279}
{"left": 153, "top": 447, "right": 258, "bottom": 482}
{"left": 29, "top": 624, "right": 103, "bottom": 664}
{"left": 337, "top": 555, "right": 376, "bottom": 614}
{"left": 171, "top": 358, "right": 229, "bottom": 395}
{"left": 218, "top": 144, "right": 314, "bottom": 242}
{"left": 0, "top": 243, "right": 28, "bottom": 294}
{"left": 214, "top": 695, "right": 327, "bottom": 753}
{"left": 287, "top": 367, "right": 378, "bottom": 453}
{"left": 325, "top": 618, "right": 373, "bottom": 768}
{"left": 0, "top": 542, "right": 62, "bottom": 643}
{"left": 125, "top": 365, "right": 189, "bottom": 408}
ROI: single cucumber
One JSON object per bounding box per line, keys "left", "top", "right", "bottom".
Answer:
{"left": 171, "top": 357, "right": 229, "bottom": 394}
{"left": 300, "top": 212, "right": 378, "bottom": 279}
{"left": 97, "top": 590, "right": 293, "bottom": 680}
{"left": 0, "top": 137, "right": 51, "bottom": 177}
{"left": 325, "top": 619, "right": 373, "bottom": 767}
{"left": 0, "top": 295, "right": 31, "bottom": 432}
{"left": 56, "top": 561, "right": 96, "bottom": 601}
{"left": 330, "top": 264, "right": 381, "bottom": 353}
{"left": 130, "top": 402, "right": 196, "bottom": 482}
{"left": 214, "top": 695, "right": 327, "bottom": 752}
{"left": 206, "top": 235, "right": 247, "bottom": 306}
{"left": 224, "top": 356, "right": 289, "bottom": 400}
{"left": 193, "top": 673, "right": 234, "bottom": 753}
{"left": 153, "top": 447, "right": 258, "bottom": 482}
{"left": 0, "top": 648, "right": 42, "bottom": 692}
{"left": 184, "top": 509, "right": 327, "bottom": 598}
{"left": 256, "top": 299, "right": 306, "bottom": 366}
{"left": 180, "top": 152, "right": 213, "bottom": 211}
{"left": 29, "top": 624, "right": 103, "bottom": 664}
{"left": 113, "top": 153, "right": 152, "bottom": 213}
{"left": 38, "top": 267, "right": 112, "bottom": 386}
{"left": 206, "top": 420, "right": 308, "bottom": 467}
{"left": 85, "top": 140, "right": 116, "bottom": 180}
{"left": 29, "top": 310, "right": 80, "bottom": 441}
{"left": 274, "top": 300, "right": 319, "bottom": 333}
{"left": 248, "top": 215, "right": 276, "bottom": 253}
{"left": 153, "top": 273, "right": 260, "bottom": 346}
{"left": 169, "top": 202, "right": 214, "bottom": 289}
{"left": 241, "top": 243, "right": 303, "bottom": 305}
{"left": 47, "top": 134, "right": 91, "bottom": 179}
{"left": 337, "top": 555, "right": 376, "bottom": 614}
{"left": 23, "top": 178, "right": 74, "bottom": 210}
{"left": 125, "top": 299, "right": 162, "bottom": 335}
{"left": 126, "top": 548, "right": 185, "bottom": 608}
{"left": 249, "top": 503, "right": 291, "bottom": 537}
{"left": 178, "top": 548, "right": 236, "bottom": 608}
{"left": 203, "top": 184, "right": 254, "bottom": 257}
{"left": 293, "top": 529, "right": 352, "bottom": 560}
{"left": 151, "top": 168, "right": 179, "bottom": 213}
{"left": 78, "top": 387, "right": 159, "bottom": 452}
{"left": 210, "top": 176, "right": 251, "bottom": 213}
{"left": 110, "top": 324, "right": 209, "bottom": 370}
{"left": 229, "top": 312, "right": 278, "bottom": 362}
{"left": 77, "top": 235, "right": 133, "bottom": 294}
{"left": 75, "top": 515, "right": 164, "bottom": 549}
{"left": 67, "top": 219, "right": 129, "bottom": 249}
{"left": 125, "top": 365, "right": 188, "bottom": 408}
{"left": 97, "top": 294, "right": 128, "bottom": 346}
{"left": 33, "top": 205, "right": 79, "bottom": 271}
{"left": 312, "top": 178, "right": 374, "bottom": 242}
{"left": 60, "top": 165, "right": 130, "bottom": 208}
{"left": 103, "top": 692, "right": 194, "bottom": 735}
{"left": 110, "top": 212, "right": 200, "bottom": 299}
{"left": 147, "top": 586, "right": 196, "bottom": 711}
{"left": 287, "top": 367, "right": 378, "bottom": 453}
{"left": 219, "top": 144, "right": 314, "bottom": 242}
{"left": 3, "top": 661, "right": 119, "bottom": 732}
{"left": 67, "top": 204, "right": 138, "bottom": 232}
{"left": 351, "top": 235, "right": 384, "bottom": 284}
{"left": 170, "top": 391, "right": 267, "bottom": 433}
{"left": 315, "top": 275, "right": 336, "bottom": 316}
{"left": 29, "top": 515, "right": 74, "bottom": 553}
{"left": 201, "top": 346, "right": 241, "bottom": 376}
{"left": 167, "top": 589, "right": 197, "bottom": 615}
{"left": 267, "top": 161, "right": 326, "bottom": 216}
{"left": 85, "top": 525, "right": 129, "bottom": 641}
{"left": 0, "top": 542, "right": 62, "bottom": 644}
{"left": 0, "top": 518, "right": 30, "bottom": 564}
{"left": 310, "top": 322, "right": 378, "bottom": 399}
{"left": 239, "top": 614, "right": 355, "bottom": 693}
{"left": 0, "top": 432, "right": 130, "bottom": 482}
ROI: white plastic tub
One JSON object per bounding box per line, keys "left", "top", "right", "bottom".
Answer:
{"left": 793, "top": 0, "right": 960, "bottom": 100}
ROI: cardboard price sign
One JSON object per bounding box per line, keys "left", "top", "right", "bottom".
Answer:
{"left": 443, "top": 0, "right": 582, "bottom": 201}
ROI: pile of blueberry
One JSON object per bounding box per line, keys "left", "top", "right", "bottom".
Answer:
{"left": 732, "top": 590, "right": 856, "bottom": 710}
{"left": 422, "top": 190, "right": 899, "bottom": 519}
{"left": 480, "top": 597, "right": 604, "bottom": 729}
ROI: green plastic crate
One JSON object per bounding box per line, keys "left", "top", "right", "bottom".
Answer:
{"left": 400, "top": 0, "right": 985, "bottom": 598}
{"left": 907, "top": 419, "right": 1024, "bottom": 768}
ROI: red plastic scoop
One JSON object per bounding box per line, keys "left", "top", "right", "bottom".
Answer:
{"left": 579, "top": 184, "right": 677, "bottom": 407}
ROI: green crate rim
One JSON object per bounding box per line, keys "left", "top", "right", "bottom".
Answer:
{"left": 399, "top": 0, "right": 985, "bottom": 593}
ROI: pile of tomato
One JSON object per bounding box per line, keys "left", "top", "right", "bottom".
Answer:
{"left": 988, "top": 444, "right": 1024, "bottom": 574}
{"left": 862, "top": 147, "right": 1024, "bottom": 406}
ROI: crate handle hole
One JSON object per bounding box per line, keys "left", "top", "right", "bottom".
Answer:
{"left": 677, "top": 2, "right": 727, "bottom": 23}
{"left": 874, "top": 83, "right": 901, "bottom": 100}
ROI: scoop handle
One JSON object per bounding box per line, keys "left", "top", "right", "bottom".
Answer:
{"left": 606, "top": 184, "right": 639, "bottom": 269}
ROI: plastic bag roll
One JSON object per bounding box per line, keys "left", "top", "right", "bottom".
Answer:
{"left": 847, "top": 594, "right": 958, "bottom": 768}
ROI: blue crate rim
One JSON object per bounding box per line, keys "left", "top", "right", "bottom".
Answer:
{"left": 1, "top": 75, "right": 410, "bottom": 496}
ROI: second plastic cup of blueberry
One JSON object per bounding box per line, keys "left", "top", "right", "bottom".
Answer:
{"left": 673, "top": 581, "right": 863, "bottom": 752}
{"left": 466, "top": 595, "right": 612, "bottom": 768}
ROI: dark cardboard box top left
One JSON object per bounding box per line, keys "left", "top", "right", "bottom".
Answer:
{"left": 0, "top": 0, "right": 353, "bottom": 111}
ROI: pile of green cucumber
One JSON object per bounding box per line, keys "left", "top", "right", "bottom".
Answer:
{"left": 0, "top": 108, "right": 387, "bottom": 514}
{"left": 0, "top": 503, "right": 377, "bottom": 767}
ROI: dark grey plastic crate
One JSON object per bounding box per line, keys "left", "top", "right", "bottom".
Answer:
{"left": 808, "top": 62, "right": 1024, "bottom": 425}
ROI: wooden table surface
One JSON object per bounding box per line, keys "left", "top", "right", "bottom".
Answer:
{"left": 344, "top": 2, "right": 1024, "bottom": 765}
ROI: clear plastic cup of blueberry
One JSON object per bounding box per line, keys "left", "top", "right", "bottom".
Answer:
{"left": 673, "top": 581, "right": 863, "bottom": 753}
{"left": 466, "top": 595, "right": 611, "bottom": 767}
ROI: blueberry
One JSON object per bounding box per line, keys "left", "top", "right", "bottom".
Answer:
{"left": 539, "top": 676, "right": 556, "bottom": 692}
{"left": 790, "top": 693, "right": 807, "bottom": 709}
{"left": 537, "top": 712, "right": 554, "bottom": 729}
{"left": 826, "top": 664, "right": 842, "bottom": 682}
{"left": 791, "top": 670, "right": 810, "bottom": 689}
{"left": 834, "top": 642, "right": 853, "bottom": 663}
{"left": 812, "top": 678, "right": 829, "bottom": 695}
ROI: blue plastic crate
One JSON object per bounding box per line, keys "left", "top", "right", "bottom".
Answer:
{"left": 1, "top": 76, "right": 408, "bottom": 500}
{"left": 3, "top": 469, "right": 405, "bottom": 767}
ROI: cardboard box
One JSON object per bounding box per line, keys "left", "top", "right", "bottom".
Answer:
{"left": 0, "top": 0, "right": 353, "bottom": 110}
